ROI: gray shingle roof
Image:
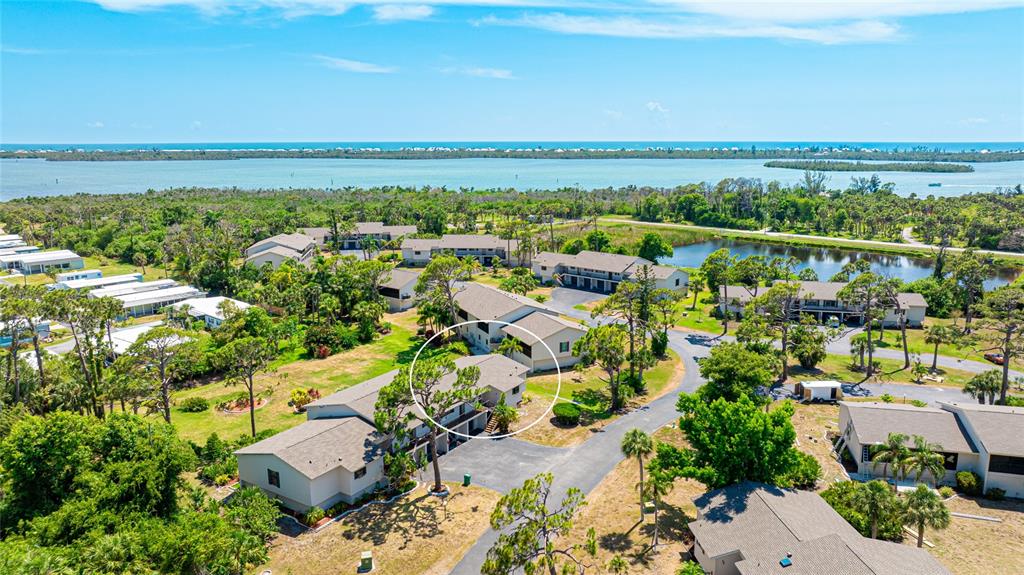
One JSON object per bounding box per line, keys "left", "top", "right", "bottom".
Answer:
{"left": 501, "top": 312, "right": 586, "bottom": 346}
{"left": 247, "top": 233, "right": 315, "bottom": 254}
{"left": 942, "top": 401, "right": 1024, "bottom": 457}
{"left": 352, "top": 222, "right": 418, "bottom": 236}
{"left": 567, "top": 250, "right": 648, "bottom": 273}
{"left": 245, "top": 245, "right": 304, "bottom": 263}
{"left": 843, "top": 402, "right": 977, "bottom": 453}
{"left": 692, "top": 482, "right": 949, "bottom": 575}
{"left": 234, "top": 417, "right": 382, "bottom": 478}
{"left": 454, "top": 282, "right": 554, "bottom": 321}
{"left": 382, "top": 267, "right": 420, "bottom": 290}
{"left": 308, "top": 354, "right": 528, "bottom": 423}
{"left": 401, "top": 234, "right": 515, "bottom": 252}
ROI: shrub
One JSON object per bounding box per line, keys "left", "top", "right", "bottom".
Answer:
{"left": 784, "top": 451, "right": 822, "bottom": 489}
{"left": 938, "top": 486, "right": 955, "bottom": 498}
{"left": 303, "top": 324, "right": 359, "bottom": 356}
{"left": 986, "top": 487, "right": 1006, "bottom": 501}
{"left": 880, "top": 394, "right": 894, "bottom": 403}
{"left": 651, "top": 331, "right": 669, "bottom": 358}
{"left": 304, "top": 506, "right": 326, "bottom": 526}
{"left": 552, "top": 402, "right": 581, "bottom": 426}
{"left": 214, "top": 474, "right": 231, "bottom": 486}
{"left": 532, "top": 294, "right": 548, "bottom": 303}
{"left": 179, "top": 397, "right": 210, "bottom": 413}
{"left": 956, "top": 471, "right": 982, "bottom": 495}
{"left": 820, "top": 481, "right": 903, "bottom": 541}
{"left": 909, "top": 399, "right": 927, "bottom": 408}
{"left": 290, "top": 388, "right": 312, "bottom": 411}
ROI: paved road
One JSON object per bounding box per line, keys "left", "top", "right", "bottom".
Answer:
{"left": 443, "top": 287, "right": 1016, "bottom": 573}
{"left": 601, "top": 218, "right": 1024, "bottom": 261}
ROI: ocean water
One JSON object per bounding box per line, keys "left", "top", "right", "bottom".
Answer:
{"left": 2, "top": 156, "right": 1022, "bottom": 200}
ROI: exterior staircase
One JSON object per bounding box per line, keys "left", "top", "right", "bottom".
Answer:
{"left": 483, "top": 414, "right": 499, "bottom": 434}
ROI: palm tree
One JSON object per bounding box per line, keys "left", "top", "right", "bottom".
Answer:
{"left": 621, "top": 428, "right": 654, "bottom": 520}
{"left": 851, "top": 480, "right": 900, "bottom": 539}
{"left": 923, "top": 325, "right": 954, "bottom": 372}
{"left": 640, "top": 473, "right": 674, "bottom": 547}
{"left": 870, "top": 432, "right": 909, "bottom": 490}
{"left": 496, "top": 336, "right": 524, "bottom": 359}
{"left": 607, "top": 556, "right": 628, "bottom": 574}
{"left": 904, "top": 435, "right": 946, "bottom": 488}
{"left": 963, "top": 370, "right": 1001, "bottom": 405}
{"left": 904, "top": 484, "right": 951, "bottom": 548}
{"left": 850, "top": 333, "right": 869, "bottom": 371}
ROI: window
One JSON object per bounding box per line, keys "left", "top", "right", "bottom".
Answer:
{"left": 990, "top": 455, "right": 1024, "bottom": 476}
{"left": 354, "top": 466, "right": 367, "bottom": 479}
{"left": 477, "top": 321, "right": 488, "bottom": 333}
{"left": 942, "top": 452, "right": 959, "bottom": 471}
{"left": 559, "top": 341, "right": 570, "bottom": 353}
{"left": 267, "top": 469, "right": 280, "bottom": 487}
{"left": 675, "top": 278, "right": 680, "bottom": 286}
{"left": 458, "top": 308, "right": 468, "bottom": 320}
{"left": 541, "top": 266, "right": 547, "bottom": 271}
{"left": 511, "top": 385, "right": 520, "bottom": 394}
{"left": 861, "top": 446, "right": 871, "bottom": 463}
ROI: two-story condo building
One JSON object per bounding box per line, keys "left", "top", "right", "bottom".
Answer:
{"left": 244, "top": 233, "right": 317, "bottom": 269}
{"left": 837, "top": 401, "right": 1024, "bottom": 497}
{"left": 301, "top": 222, "right": 418, "bottom": 250}
{"left": 378, "top": 268, "right": 420, "bottom": 312}
{"left": 719, "top": 280, "right": 928, "bottom": 327}
{"left": 451, "top": 282, "right": 585, "bottom": 372}
{"left": 532, "top": 251, "right": 689, "bottom": 295}
{"left": 235, "top": 354, "right": 527, "bottom": 512}
{"left": 401, "top": 235, "right": 520, "bottom": 267}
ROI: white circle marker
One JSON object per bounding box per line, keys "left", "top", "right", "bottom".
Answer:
{"left": 408, "top": 319, "right": 562, "bottom": 440}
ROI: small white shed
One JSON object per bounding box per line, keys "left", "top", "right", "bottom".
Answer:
{"left": 794, "top": 380, "right": 843, "bottom": 402}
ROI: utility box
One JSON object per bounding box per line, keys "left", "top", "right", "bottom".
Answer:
{"left": 463, "top": 474, "right": 472, "bottom": 487}
{"left": 358, "top": 551, "right": 373, "bottom": 573}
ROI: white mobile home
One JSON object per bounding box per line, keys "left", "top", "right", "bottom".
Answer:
{"left": 54, "top": 272, "right": 143, "bottom": 291}
{"left": 89, "top": 279, "right": 178, "bottom": 298}
{"left": 55, "top": 269, "right": 101, "bottom": 282}
{"left": 114, "top": 285, "right": 204, "bottom": 317}
{"left": 0, "top": 250, "right": 84, "bottom": 275}
{"left": 170, "top": 296, "right": 251, "bottom": 328}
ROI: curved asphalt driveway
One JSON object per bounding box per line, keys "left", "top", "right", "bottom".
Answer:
{"left": 443, "top": 287, "right": 1016, "bottom": 574}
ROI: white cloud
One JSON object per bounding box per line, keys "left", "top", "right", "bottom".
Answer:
{"left": 373, "top": 4, "right": 434, "bottom": 21}
{"left": 314, "top": 54, "right": 398, "bottom": 73}
{"left": 480, "top": 13, "right": 902, "bottom": 44}
{"left": 646, "top": 101, "right": 668, "bottom": 114}
{"left": 960, "top": 117, "right": 991, "bottom": 125}
{"left": 86, "top": 121, "right": 105, "bottom": 128}
{"left": 191, "top": 120, "right": 203, "bottom": 130}
{"left": 648, "top": 1, "right": 1022, "bottom": 24}
{"left": 441, "top": 65, "right": 516, "bottom": 79}
{"left": 603, "top": 109, "right": 623, "bottom": 120}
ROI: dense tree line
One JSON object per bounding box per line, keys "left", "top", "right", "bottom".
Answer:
{"left": 763, "top": 160, "right": 974, "bottom": 172}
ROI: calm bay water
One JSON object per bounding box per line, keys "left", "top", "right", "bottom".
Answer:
{"left": 2, "top": 157, "right": 1022, "bottom": 199}
{"left": 665, "top": 237, "right": 1018, "bottom": 289}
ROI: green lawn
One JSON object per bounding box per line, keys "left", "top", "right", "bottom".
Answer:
{"left": 788, "top": 353, "right": 977, "bottom": 389}
{"left": 167, "top": 320, "right": 459, "bottom": 443}
{"left": 866, "top": 321, "right": 1015, "bottom": 370}
{"left": 527, "top": 350, "right": 683, "bottom": 411}
{"left": 7, "top": 254, "right": 169, "bottom": 286}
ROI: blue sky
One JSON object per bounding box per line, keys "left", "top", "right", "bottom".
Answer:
{"left": 1, "top": 0, "right": 1022, "bottom": 143}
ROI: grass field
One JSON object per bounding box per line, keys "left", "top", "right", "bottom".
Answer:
{"left": 788, "top": 353, "right": 977, "bottom": 389}
{"left": 6, "top": 254, "right": 169, "bottom": 286}
{"left": 262, "top": 482, "right": 500, "bottom": 575}
{"left": 867, "top": 319, "right": 1016, "bottom": 370}
{"left": 514, "top": 351, "right": 684, "bottom": 448}
{"left": 167, "top": 311, "right": 456, "bottom": 443}
{"left": 915, "top": 495, "right": 1024, "bottom": 575}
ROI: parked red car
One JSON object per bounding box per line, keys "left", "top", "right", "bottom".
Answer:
{"left": 984, "top": 352, "right": 1006, "bottom": 365}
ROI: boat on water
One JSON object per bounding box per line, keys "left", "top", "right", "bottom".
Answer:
{"left": 928, "top": 182, "right": 942, "bottom": 187}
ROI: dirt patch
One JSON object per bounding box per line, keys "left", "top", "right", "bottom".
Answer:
{"left": 263, "top": 482, "right": 500, "bottom": 575}
{"left": 788, "top": 402, "right": 848, "bottom": 489}
{"left": 559, "top": 424, "right": 706, "bottom": 574}
{"left": 909, "top": 496, "right": 1024, "bottom": 575}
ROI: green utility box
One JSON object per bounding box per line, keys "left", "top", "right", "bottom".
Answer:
{"left": 463, "top": 474, "right": 472, "bottom": 487}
